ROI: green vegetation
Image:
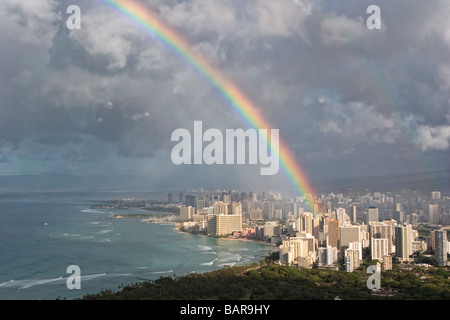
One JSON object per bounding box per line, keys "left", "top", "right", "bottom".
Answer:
{"left": 80, "top": 257, "right": 449, "bottom": 300}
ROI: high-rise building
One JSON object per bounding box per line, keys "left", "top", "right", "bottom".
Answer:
{"left": 185, "top": 195, "right": 196, "bottom": 208}
{"left": 168, "top": 193, "right": 173, "bottom": 203}
{"left": 393, "top": 210, "right": 405, "bottom": 223}
{"left": 336, "top": 208, "right": 347, "bottom": 224}
{"left": 435, "top": 230, "right": 448, "bottom": 266}
{"left": 312, "top": 217, "right": 320, "bottom": 239}
{"left": 301, "top": 212, "right": 313, "bottom": 234}
{"left": 231, "top": 201, "right": 242, "bottom": 215}
{"left": 197, "top": 199, "right": 205, "bottom": 210}
{"left": 210, "top": 194, "right": 220, "bottom": 206}
{"left": 214, "top": 201, "right": 229, "bottom": 215}
{"left": 340, "top": 226, "right": 361, "bottom": 251}
{"left": 282, "top": 238, "right": 310, "bottom": 261}
{"left": 207, "top": 214, "right": 242, "bottom": 236}
{"left": 327, "top": 219, "right": 340, "bottom": 248}
{"left": 344, "top": 248, "right": 360, "bottom": 272}
{"left": 428, "top": 204, "right": 439, "bottom": 225}
{"left": 349, "top": 241, "right": 363, "bottom": 261}
{"left": 318, "top": 246, "right": 338, "bottom": 266}
{"left": 431, "top": 191, "right": 441, "bottom": 200}
{"left": 410, "top": 213, "right": 418, "bottom": 227}
{"left": 366, "top": 207, "right": 379, "bottom": 225}
{"left": 395, "top": 224, "right": 412, "bottom": 262}
{"left": 263, "top": 201, "right": 275, "bottom": 220}
{"left": 370, "top": 223, "right": 394, "bottom": 253}
{"left": 180, "top": 206, "right": 195, "bottom": 221}
{"left": 351, "top": 205, "right": 357, "bottom": 225}
{"left": 371, "top": 238, "right": 388, "bottom": 261}
{"left": 179, "top": 193, "right": 184, "bottom": 203}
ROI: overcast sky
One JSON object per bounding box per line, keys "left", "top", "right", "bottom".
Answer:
{"left": 0, "top": 0, "right": 449, "bottom": 193}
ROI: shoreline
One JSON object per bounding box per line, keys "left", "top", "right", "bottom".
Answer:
{"left": 114, "top": 214, "right": 276, "bottom": 249}
{"left": 173, "top": 221, "right": 276, "bottom": 248}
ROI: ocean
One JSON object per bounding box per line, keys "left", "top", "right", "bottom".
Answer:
{"left": 0, "top": 192, "right": 273, "bottom": 300}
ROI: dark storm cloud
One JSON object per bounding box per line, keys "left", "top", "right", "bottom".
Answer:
{"left": 0, "top": 0, "right": 449, "bottom": 188}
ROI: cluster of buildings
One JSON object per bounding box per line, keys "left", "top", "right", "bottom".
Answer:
{"left": 174, "top": 189, "right": 449, "bottom": 271}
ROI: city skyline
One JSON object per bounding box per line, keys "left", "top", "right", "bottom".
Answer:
{"left": 164, "top": 186, "right": 450, "bottom": 275}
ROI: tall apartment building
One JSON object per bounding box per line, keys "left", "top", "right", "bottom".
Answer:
{"left": 410, "top": 213, "right": 418, "bottom": 227}
{"left": 214, "top": 201, "right": 229, "bottom": 215}
{"left": 185, "top": 195, "right": 196, "bottom": 208}
{"left": 336, "top": 208, "right": 347, "bottom": 224}
{"left": 281, "top": 238, "right": 310, "bottom": 262}
{"left": 395, "top": 224, "right": 412, "bottom": 262}
{"left": 318, "top": 246, "right": 338, "bottom": 266}
{"left": 231, "top": 201, "right": 242, "bottom": 215}
{"left": 340, "top": 226, "right": 361, "bottom": 252}
{"left": 344, "top": 248, "right": 360, "bottom": 272}
{"left": 349, "top": 241, "right": 363, "bottom": 261}
{"left": 263, "top": 201, "right": 275, "bottom": 219}
{"left": 351, "top": 205, "right": 357, "bottom": 225}
{"left": 371, "top": 238, "right": 388, "bottom": 261}
{"left": 180, "top": 206, "right": 195, "bottom": 221}
{"left": 435, "top": 230, "right": 448, "bottom": 266}
{"left": 428, "top": 204, "right": 439, "bottom": 225}
{"left": 366, "top": 207, "right": 379, "bottom": 225}
{"left": 370, "top": 223, "right": 394, "bottom": 254}
{"left": 327, "top": 219, "right": 340, "bottom": 248}
{"left": 207, "top": 214, "right": 242, "bottom": 236}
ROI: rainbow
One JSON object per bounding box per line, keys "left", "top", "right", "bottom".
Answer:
{"left": 100, "top": 0, "right": 316, "bottom": 207}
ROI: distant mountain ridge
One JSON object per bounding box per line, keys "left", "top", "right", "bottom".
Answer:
{"left": 0, "top": 170, "right": 448, "bottom": 194}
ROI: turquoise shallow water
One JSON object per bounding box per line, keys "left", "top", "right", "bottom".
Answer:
{"left": 0, "top": 192, "right": 273, "bottom": 300}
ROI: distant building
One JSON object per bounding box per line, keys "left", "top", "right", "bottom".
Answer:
{"left": 185, "top": 195, "right": 196, "bottom": 208}
{"left": 431, "top": 191, "right": 441, "bottom": 200}
{"left": 231, "top": 201, "right": 242, "bottom": 215}
{"left": 351, "top": 205, "right": 357, "bottom": 225}
{"left": 366, "top": 207, "right": 379, "bottom": 225}
{"left": 410, "top": 213, "right": 418, "bottom": 227}
{"left": 196, "top": 199, "right": 205, "bottom": 210}
{"left": 213, "top": 201, "right": 228, "bottom": 215}
{"left": 428, "top": 204, "right": 439, "bottom": 225}
{"left": 168, "top": 192, "right": 173, "bottom": 203}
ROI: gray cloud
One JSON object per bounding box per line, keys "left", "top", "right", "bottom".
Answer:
{"left": 0, "top": 0, "right": 449, "bottom": 189}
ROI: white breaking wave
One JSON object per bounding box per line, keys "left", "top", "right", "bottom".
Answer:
{"left": 0, "top": 277, "right": 64, "bottom": 289}
{"left": 197, "top": 245, "right": 212, "bottom": 251}
{"left": 147, "top": 270, "right": 173, "bottom": 275}
{"left": 81, "top": 209, "right": 104, "bottom": 214}
{"left": 96, "top": 229, "right": 113, "bottom": 235}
